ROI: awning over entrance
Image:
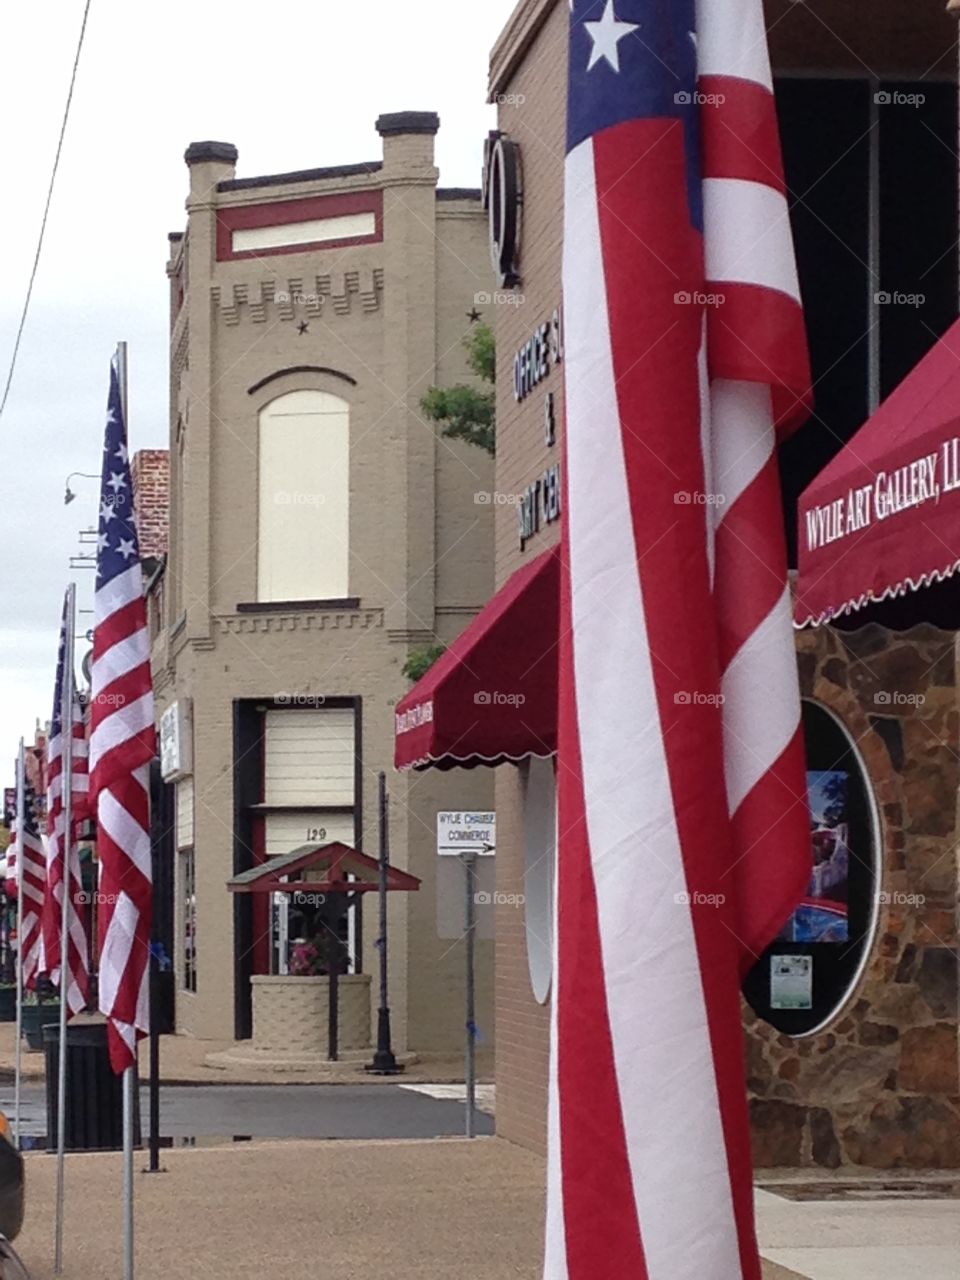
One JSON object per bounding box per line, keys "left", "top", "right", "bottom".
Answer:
{"left": 394, "top": 545, "right": 559, "bottom": 771}
{"left": 796, "top": 321, "right": 960, "bottom": 626}
{"left": 227, "top": 842, "right": 421, "bottom": 894}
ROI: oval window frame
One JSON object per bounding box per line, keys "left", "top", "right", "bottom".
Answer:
{"left": 742, "top": 698, "right": 882, "bottom": 1038}
{"left": 522, "top": 755, "right": 557, "bottom": 1005}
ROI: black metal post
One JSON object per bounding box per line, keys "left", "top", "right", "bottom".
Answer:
{"left": 147, "top": 947, "right": 161, "bottom": 1172}
{"left": 366, "top": 772, "right": 401, "bottom": 1074}
{"left": 327, "top": 893, "right": 340, "bottom": 1062}
{"left": 464, "top": 852, "right": 478, "bottom": 1138}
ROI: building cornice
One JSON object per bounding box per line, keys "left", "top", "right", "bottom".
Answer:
{"left": 489, "top": 0, "right": 557, "bottom": 98}
{"left": 216, "top": 607, "right": 385, "bottom": 637}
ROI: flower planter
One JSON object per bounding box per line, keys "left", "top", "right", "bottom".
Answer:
{"left": 22, "top": 1004, "right": 61, "bottom": 1051}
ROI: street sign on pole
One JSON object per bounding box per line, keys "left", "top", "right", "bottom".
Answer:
{"left": 437, "top": 811, "right": 496, "bottom": 857}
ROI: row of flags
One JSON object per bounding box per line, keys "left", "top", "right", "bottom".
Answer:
{"left": 6, "top": 351, "right": 155, "bottom": 1075}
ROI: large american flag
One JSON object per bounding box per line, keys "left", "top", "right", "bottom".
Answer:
{"left": 89, "top": 354, "right": 156, "bottom": 1074}
{"left": 7, "top": 769, "right": 46, "bottom": 991}
{"left": 549, "top": 4, "right": 812, "bottom": 1278}
{"left": 42, "top": 595, "right": 92, "bottom": 1014}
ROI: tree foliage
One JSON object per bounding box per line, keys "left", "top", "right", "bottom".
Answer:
{"left": 420, "top": 323, "right": 496, "bottom": 456}
{"left": 403, "top": 644, "right": 447, "bottom": 683}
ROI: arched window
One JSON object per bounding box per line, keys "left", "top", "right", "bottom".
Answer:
{"left": 257, "top": 389, "right": 350, "bottom": 602}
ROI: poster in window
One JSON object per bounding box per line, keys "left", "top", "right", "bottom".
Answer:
{"left": 770, "top": 955, "right": 814, "bottom": 1010}
{"left": 779, "top": 770, "right": 850, "bottom": 944}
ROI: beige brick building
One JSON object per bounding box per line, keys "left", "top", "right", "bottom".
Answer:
{"left": 153, "top": 113, "right": 498, "bottom": 1051}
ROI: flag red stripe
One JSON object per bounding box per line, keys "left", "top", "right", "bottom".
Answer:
{"left": 729, "top": 728, "right": 811, "bottom": 969}
{"left": 714, "top": 455, "right": 792, "bottom": 667}
{"left": 705, "top": 284, "right": 811, "bottom": 433}
{"left": 91, "top": 598, "right": 148, "bottom": 662}
{"left": 700, "top": 75, "right": 786, "bottom": 194}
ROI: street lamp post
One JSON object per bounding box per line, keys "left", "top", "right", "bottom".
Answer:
{"left": 63, "top": 472, "right": 99, "bottom": 505}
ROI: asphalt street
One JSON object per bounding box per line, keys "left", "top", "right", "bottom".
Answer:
{"left": 0, "top": 1083, "right": 494, "bottom": 1144}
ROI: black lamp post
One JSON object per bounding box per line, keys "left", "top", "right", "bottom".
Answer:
{"left": 366, "top": 772, "right": 402, "bottom": 1075}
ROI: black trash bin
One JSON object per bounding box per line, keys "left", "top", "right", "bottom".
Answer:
{"left": 43, "top": 1020, "right": 141, "bottom": 1151}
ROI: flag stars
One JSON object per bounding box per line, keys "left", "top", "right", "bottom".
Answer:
{"left": 114, "top": 442, "right": 129, "bottom": 465}
{"left": 100, "top": 501, "right": 117, "bottom": 524}
{"left": 117, "top": 538, "right": 137, "bottom": 561}
{"left": 106, "top": 472, "right": 128, "bottom": 494}
{"left": 584, "top": 0, "right": 639, "bottom": 73}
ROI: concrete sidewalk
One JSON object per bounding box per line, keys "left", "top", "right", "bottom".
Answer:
{"left": 0, "top": 1023, "right": 494, "bottom": 1086}
{"left": 756, "top": 1181, "right": 960, "bottom": 1280}
{"left": 12, "top": 1137, "right": 807, "bottom": 1280}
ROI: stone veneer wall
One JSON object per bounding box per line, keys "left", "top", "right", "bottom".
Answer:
{"left": 747, "top": 622, "right": 960, "bottom": 1168}
{"left": 252, "top": 975, "right": 372, "bottom": 1055}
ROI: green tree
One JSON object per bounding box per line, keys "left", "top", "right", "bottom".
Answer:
{"left": 402, "top": 644, "right": 447, "bottom": 682}
{"left": 420, "top": 323, "right": 496, "bottom": 456}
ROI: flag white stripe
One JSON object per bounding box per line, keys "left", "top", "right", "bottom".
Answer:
{"left": 88, "top": 692, "right": 154, "bottom": 770}
{"left": 721, "top": 582, "right": 801, "bottom": 814}
{"left": 564, "top": 141, "right": 742, "bottom": 1280}
{"left": 97, "top": 783, "right": 152, "bottom": 881}
{"left": 696, "top": 0, "right": 773, "bottom": 91}
{"left": 710, "top": 380, "right": 775, "bottom": 512}
{"left": 544, "top": 811, "right": 568, "bottom": 1280}
{"left": 698, "top": 322, "right": 717, "bottom": 586}
{"left": 91, "top": 626, "right": 152, "bottom": 697}
{"left": 98, "top": 890, "right": 138, "bottom": 1013}
{"left": 92, "top": 563, "right": 145, "bottom": 626}
{"left": 703, "top": 179, "right": 801, "bottom": 303}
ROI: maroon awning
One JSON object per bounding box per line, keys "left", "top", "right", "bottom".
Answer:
{"left": 394, "top": 546, "right": 559, "bottom": 771}
{"left": 797, "top": 320, "right": 960, "bottom": 626}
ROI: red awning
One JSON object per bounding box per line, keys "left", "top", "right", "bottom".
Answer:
{"left": 796, "top": 320, "right": 960, "bottom": 626}
{"left": 394, "top": 545, "right": 559, "bottom": 771}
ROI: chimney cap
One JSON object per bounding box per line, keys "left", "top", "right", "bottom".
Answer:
{"left": 168, "top": 231, "right": 184, "bottom": 242}
{"left": 184, "top": 140, "right": 238, "bottom": 166}
{"left": 375, "top": 111, "right": 440, "bottom": 137}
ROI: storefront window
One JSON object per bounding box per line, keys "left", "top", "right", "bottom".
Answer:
{"left": 176, "top": 777, "right": 197, "bottom": 993}
{"left": 263, "top": 707, "right": 359, "bottom": 975}
{"left": 180, "top": 848, "right": 197, "bottom": 994}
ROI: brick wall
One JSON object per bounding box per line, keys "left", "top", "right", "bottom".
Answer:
{"left": 131, "top": 449, "right": 170, "bottom": 559}
{"left": 489, "top": 0, "right": 568, "bottom": 1155}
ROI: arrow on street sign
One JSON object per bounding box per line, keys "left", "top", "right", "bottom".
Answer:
{"left": 436, "top": 811, "right": 497, "bottom": 857}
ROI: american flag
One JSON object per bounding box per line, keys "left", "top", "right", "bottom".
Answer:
{"left": 89, "top": 353, "right": 156, "bottom": 1074}
{"left": 7, "top": 770, "right": 46, "bottom": 991}
{"left": 549, "top": 4, "right": 812, "bottom": 1279}
{"left": 43, "top": 593, "right": 92, "bottom": 1015}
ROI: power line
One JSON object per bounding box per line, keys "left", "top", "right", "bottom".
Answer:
{"left": 0, "top": 0, "right": 94, "bottom": 423}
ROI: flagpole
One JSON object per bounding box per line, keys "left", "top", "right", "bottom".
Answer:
{"left": 117, "top": 339, "right": 136, "bottom": 1280}
{"left": 54, "top": 582, "right": 76, "bottom": 1275}
{"left": 13, "top": 739, "right": 25, "bottom": 1148}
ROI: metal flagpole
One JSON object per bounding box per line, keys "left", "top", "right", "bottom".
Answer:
{"left": 13, "top": 739, "right": 25, "bottom": 1148}
{"left": 54, "top": 582, "right": 76, "bottom": 1274}
{"left": 117, "top": 340, "right": 136, "bottom": 1280}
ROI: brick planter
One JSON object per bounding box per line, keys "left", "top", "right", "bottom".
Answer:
{"left": 251, "top": 975, "right": 372, "bottom": 1057}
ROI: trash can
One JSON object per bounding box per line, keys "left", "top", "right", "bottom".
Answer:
{"left": 43, "top": 1020, "right": 141, "bottom": 1151}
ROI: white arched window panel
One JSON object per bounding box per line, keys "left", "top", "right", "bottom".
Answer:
{"left": 523, "top": 755, "right": 557, "bottom": 1005}
{"left": 258, "top": 389, "right": 350, "bottom": 602}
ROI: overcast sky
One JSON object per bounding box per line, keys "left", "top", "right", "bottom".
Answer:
{"left": 0, "top": 0, "right": 516, "bottom": 776}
